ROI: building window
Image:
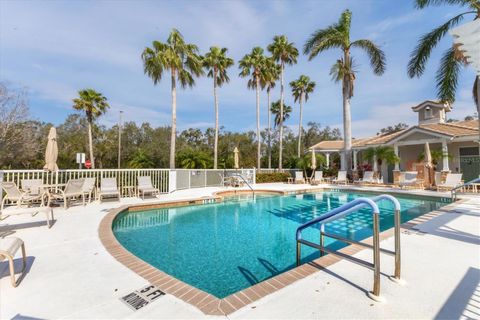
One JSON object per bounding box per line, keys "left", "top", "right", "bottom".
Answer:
{"left": 425, "top": 107, "right": 433, "bottom": 119}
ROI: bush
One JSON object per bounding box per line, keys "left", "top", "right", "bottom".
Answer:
{"left": 256, "top": 172, "right": 291, "bottom": 183}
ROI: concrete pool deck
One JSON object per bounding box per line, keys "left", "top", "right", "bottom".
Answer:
{"left": 0, "top": 183, "right": 479, "bottom": 319}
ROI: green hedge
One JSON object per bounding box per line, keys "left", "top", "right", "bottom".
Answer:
{"left": 256, "top": 172, "right": 291, "bottom": 183}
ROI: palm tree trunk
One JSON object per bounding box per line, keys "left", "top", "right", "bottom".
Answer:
{"left": 170, "top": 70, "right": 177, "bottom": 169}
{"left": 256, "top": 76, "right": 261, "bottom": 169}
{"left": 213, "top": 69, "right": 219, "bottom": 169}
{"left": 342, "top": 50, "right": 352, "bottom": 174}
{"left": 297, "top": 94, "right": 303, "bottom": 158}
{"left": 279, "top": 62, "right": 284, "bottom": 170}
{"left": 88, "top": 121, "right": 95, "bottom": 169}
{"left": 267, "top": 88, "right": 272, "bottom": 169}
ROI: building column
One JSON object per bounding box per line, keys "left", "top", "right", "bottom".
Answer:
{"left": 340, "top": 152, "right": 346, "bottom": 171}
{"left": 442, "top": 140, "right": 450, "bottom": 172}
{"left": 353, "top": 150, "right": 358, "bottom": 171}
{"left": 394, "top": 144, "right": 400, "bottom": 171}
{"left": 325, "top": 153, "right": 330, "bottom": 168}
{"left": 373, "top": 154, "right": 378, "bottom": 172}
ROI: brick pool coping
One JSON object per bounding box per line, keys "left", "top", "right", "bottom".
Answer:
{"left": 98, "top": 191, "right": 465, "bottom": 316}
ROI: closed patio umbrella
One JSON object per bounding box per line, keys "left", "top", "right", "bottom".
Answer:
{"left": 43, "top": 127, "right": 58, "bottom": 171}
{"left": 424, "top": 142, "right": 433, "bottom": 186}
{"left": 310, "top": 149, "right": 317, "bottom": 169}
{"left": 233, "top": 147, "right": 239, "bottom": 169}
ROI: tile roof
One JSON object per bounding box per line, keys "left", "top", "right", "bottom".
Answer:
{"left": 419, "top": 120, "right": 478, "bottom": 137}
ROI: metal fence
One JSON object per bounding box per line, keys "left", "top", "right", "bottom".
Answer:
{"left": 0, "top": 168, "right": 257, "bottom": 201}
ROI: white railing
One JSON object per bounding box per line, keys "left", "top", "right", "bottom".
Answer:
{"left": 0, "top": 168, "right": 257, "bottom": 201}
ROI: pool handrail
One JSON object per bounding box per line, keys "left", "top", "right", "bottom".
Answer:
{"left": 295, "top": 194, "right": 403, "bottom": 301}
{"left": 451, "top": 177, "right": 480, "bottom": 200}
{"left": 230, "top": 173, "right": 255, "bottom": 196}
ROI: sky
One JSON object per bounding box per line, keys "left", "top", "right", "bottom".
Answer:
{"left": 0, "top": 0, "right": 477, "bottom": 138}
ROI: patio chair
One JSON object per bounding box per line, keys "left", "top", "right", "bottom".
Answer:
{"left": 354, "top": 171, "right": 375, "bottom": 184}
{"left": 138, "top": 176, "right": 160, "bottom": 199}
{"left": 0, "top": 237, "right": 27, "bottom": 287}
{"left": 98, "top": 178, "right": 121, "bottom": 202}
{"left": 434, "top": 172, "right": 443, "bottom": 186}
{"left": 1, "top": 182, "right": 46, "bottom": 210}
{"left": 21, "top": 179, "right": 45, "bottom": 196}
{"left": 1, "top": 206, "right": 54, "bottom": 228}
{"left": 437, "top": 173, "right": 463, "bottom": 192}
{"left": 82, "top": 177, "right": 96, "bottom": 203}
{"left": 311, "top": 171, "right": 324, "bottom": 185}
{"left": 294, "top": 171, "right": 305, "bottom": 184}
{"left": 49, "top": 178, "right": 85, "bottom": 209}
{"left": 332, "top": 171, "right": 348, "bottom": 185}
{"left": 398, "top": 171, "right": 424, "bottom": 189}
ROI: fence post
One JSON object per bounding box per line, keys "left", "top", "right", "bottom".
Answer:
{"left": 253, "top": 167, "right": 256, "bottom": 184}
{"left": 168, "top": 170, "right": 176, "bottom": 193}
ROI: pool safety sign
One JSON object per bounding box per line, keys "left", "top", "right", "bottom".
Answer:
{"left": 120, "top": 285, "right": 165, "bottom": 311}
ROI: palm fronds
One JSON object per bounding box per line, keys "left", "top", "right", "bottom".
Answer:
{"left": 415, "top": 0, "right": 473, "bottom": 9}
{"left": 350, "top": 39, "right": 386, "bottom": 75}
{"left": 436, "top": 46, "right": 462, "bottom": 103}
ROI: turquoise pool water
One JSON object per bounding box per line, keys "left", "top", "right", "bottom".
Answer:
{"left": 113, "top": 191, "right": 446, "bottom": 298}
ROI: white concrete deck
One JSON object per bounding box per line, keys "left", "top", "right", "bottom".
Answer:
{"left": 0, "top": 184, "right": 479, "bottom": 319}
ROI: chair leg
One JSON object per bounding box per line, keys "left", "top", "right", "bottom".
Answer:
{"left": 8, "top": 256, "right": 17, "bottom": 287}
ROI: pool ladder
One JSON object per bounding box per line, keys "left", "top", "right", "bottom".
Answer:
{"left": 231, "top": 173, "right": 255, "bottom": 197}
{"left": 295, "top": 194, "right": 403, "bottom": 302}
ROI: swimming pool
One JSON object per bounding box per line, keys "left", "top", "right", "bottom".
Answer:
{"left": 112, "top": 191, "right": 446, "bottom": 298}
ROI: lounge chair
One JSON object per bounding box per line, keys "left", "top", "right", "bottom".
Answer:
{"left": 21, "top": 179, "right": 44, "bottom": 196}
{"left": 311, "top": 171, "right": 324, "bottom": 185}
{"left": 1, "top": 206, "right": 54, "bottom": 228}
{"left": 294, "top": 171, "right": 305, "bottom": 184}
{"left": 398, "top": 171, "right": 424, "bottom": 189}
{"left": 434, "top": 172, "right": 442, "bottom": 186}
{"left": 354, "top": 171, "right": 375, "bottom": 184}
{"left": 332, "top": 171, "right": 348, "bottom": 185}
{"left": 82, "top": 177, "right": 96, "bottom": 203}
{"left": 0, "top": 237, "right": 27, "bottom": 287}
{"left": 138, "top": 176, "right": 160, "bottom": 199}
{"left": 1, "top": 182, "right": 46, "bottom": 210}
{"left": 49, "top": 178, "right": 85, "bottom": 209}
{"left": 99, "top": 178, "right": 120, "bottom": 202}
{"left": 437, "top": 173, "right": 463, "bottom": 192}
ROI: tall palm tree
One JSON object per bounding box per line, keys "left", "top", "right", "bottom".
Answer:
{"left": 141, "top": 29, "right": 203, "bottom": 169}
{"left": 268, "top": 35, "right": 299, "bottom": 169}
{"left": 72, "top": 89, "right": 109, "bottom": 169}
{"left": 290, "top": 75, "right": 316, "bottom": 157}
{"left": 270, "top": 100, "right": 292, "bottom": 127}
{"left": 203, "top": 46, "right": 234, "bottom": 169}
{"left": 260, "top": 57, "right": 281, "bottom": 169}
{"left": 408, "top": 0, "right": 479, "bottom": 105}
{"left": 239, "top": 47, "right": 266, "bottom": 169}
{"left": 304, "top": 9, "right": 386, "bottom": 173}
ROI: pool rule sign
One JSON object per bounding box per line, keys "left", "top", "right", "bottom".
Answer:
{"left": 120, "top": 285, "right": 165, "bottom": 311}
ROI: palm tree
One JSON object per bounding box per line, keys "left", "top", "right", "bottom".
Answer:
{"left": 260, "top": 57, "right": 281, "bottom": 169}
{"left": 408, "top": 0, "right": 479, "bottom": 105}
{"left": 72, "top": 89, "right": 110, "bottom": 169}
{"left": 304, "top": 9, "right": 386, "bottom": 174}
{"left": 141, "top": 29, "right": 203, "bottom": 169}
{"left": 290, "top": 75, "right": 316, "bottom": 157}
{"left": 239, "top": 47, "right": 266, "bottom": 169}
{"left": 268, "top": 35, "right": 299, "bottom": 169}
{"left": 203, "top": 46, "right": 234, "bottom": 169}
{"left": 270, "top": 100, "right": 292, "bottom": 127}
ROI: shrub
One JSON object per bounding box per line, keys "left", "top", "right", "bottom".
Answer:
{"left": 256, "top": 172, "right": 291, "bottom": 183}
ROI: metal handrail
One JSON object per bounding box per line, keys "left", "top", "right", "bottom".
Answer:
{"left": 231, "top": 173, "right": 255, "bottom": 196}
{"left": 451, "top": 177, "right": 480, "bottom": 200}
{"left": 296, "top": 194, "right": 403, "bottom": 301}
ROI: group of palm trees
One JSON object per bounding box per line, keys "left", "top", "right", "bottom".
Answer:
{"left": 72, "top": 1, "right": 478, "bottom": 171}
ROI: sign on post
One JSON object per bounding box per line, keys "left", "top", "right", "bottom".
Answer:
{"left": 76, "top": 153, "right": 85, "bottom": 169}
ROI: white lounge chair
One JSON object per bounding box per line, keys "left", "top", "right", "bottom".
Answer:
{"left": 398, "top": 171, "right": 424, "bottom": 189}
{"left": 354, "top": 171, "right": 375, "bottom": 184}
{"left": 437, "top": 173, "right": 463, "bottom": 192}
{"left": 21, "top": 179, "right": 45, "bottom": 196}
{"left": 82, "top": 177, "right": 96, "bottom": 203}
{"left": 311, "top": 171, "right": 324, "bottom": 185}
{"left": 1, "top": 182, "right": 46, "bottom": 210}
{"left": 49, "top": 179, "right": 85, "bottom": 209}
{"left": 294, "top": 171, "right": 305, "bottom": 184}
{"left": 1, "top": 206, "right": 54, "bottom": 228}
{"left": 332, "top": 171, "right": 348, "bottom": 185}
{"left": 138, "top": 176, "right": 160, "bottom": 199}
{"left": 0, "top": 237, "right": 27, "bottom": 287}
{"left": 99, "top": 178, "right": 120, "bottom": 202}
{"left": 434, "top": 172, "right": 442, "bottom": 186}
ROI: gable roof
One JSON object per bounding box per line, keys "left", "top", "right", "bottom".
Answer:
{"left": 411, "top": 100, "right": 452, "bottom": 112}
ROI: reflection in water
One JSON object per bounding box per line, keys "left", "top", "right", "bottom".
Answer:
{"left": 113, "top": 209, "right": 170, "bottom": 231}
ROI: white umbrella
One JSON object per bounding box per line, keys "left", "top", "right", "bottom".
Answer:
{"left": 43, "top": 127, "right": 59, "bottom": 171}
{"left": 233, "top": 147, "right": 239, "bottom": 169}
{"left": 424, "top": 142, "right": 433, "bottom": 186}
{"left": 310, "top": 149, "right": 317, "bottom": 169}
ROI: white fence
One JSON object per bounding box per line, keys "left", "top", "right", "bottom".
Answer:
{"left": 0, "top": 168, "right": 256, "bottom": 200}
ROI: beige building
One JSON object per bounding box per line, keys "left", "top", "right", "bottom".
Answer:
{"left": 310, "top": 101, "right": 480, "bottom": 183}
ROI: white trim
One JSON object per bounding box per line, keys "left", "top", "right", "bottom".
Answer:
{"left": 388, "top": 127, "right": 453, "bottom": 145}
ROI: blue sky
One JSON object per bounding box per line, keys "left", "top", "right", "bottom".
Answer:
{"left": 0, "top": 0, "right": 477, "bottom": 137}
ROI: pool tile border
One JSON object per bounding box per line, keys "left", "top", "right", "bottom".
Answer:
{"left": 98, "top": 192, "right": 467, "bottom": 316}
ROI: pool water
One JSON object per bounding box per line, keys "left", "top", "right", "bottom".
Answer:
{"left": 113, "top": 191, "right": 446, "bottom": 298}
